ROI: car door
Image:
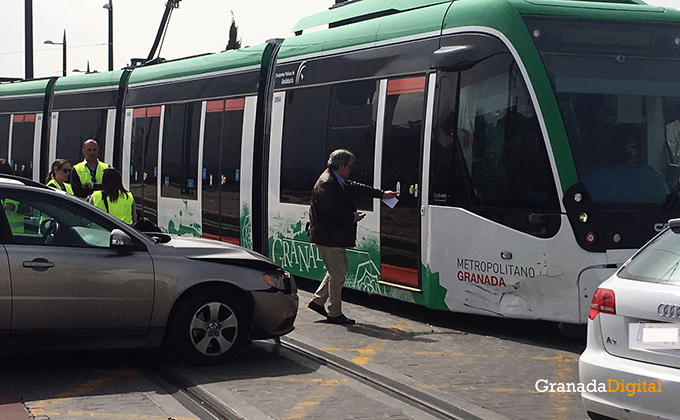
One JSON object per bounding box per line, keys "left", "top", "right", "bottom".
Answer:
{"left": 0, "top": 188, "right": 154, "bottom": 337}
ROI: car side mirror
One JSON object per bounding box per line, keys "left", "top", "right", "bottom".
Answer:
{"left": 110, "top": 229, "right": 133, "bottom": 252}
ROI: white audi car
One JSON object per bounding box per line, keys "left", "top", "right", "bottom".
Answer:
{"left": 580, "top": 219, "right": 680, "bottom": 420}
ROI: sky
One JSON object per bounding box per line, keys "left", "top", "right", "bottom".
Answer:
{"left": 3, "top": 0, "right": 680, "bottom": 79}
{"left": 0, "top": 0, "right": 335, "bottom": 79}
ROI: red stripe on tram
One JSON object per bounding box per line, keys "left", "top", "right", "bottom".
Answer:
{"left": 380, "top": 263, "right": 419, "bottom": 287}
{"left": 206, "top": 100, "right": 224, "bottom": 113}
{"left": 146, "top": 106, "right": 162, "bottom": 117}
{"left": 387, "top": 76, "right": 426, "bottom": 96}
{"left": 225, "top": 98, "right": 245, "bottom": 111}
{"left": 202, "top": 232, "right": 240, "bottom": 246}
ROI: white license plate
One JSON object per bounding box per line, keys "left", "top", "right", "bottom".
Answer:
{"left": 630, "top": 322, "right": 680, "bottom": 350}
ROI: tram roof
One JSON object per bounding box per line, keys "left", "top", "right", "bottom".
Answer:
{"left": 53, "top": 70, "right": 127, "bottom": 93}
{"left": 126, "top": 44, "right": 268, "bottom": 86}
{"left": 291, "top": 0, "right": 680, "bottom": 41}
{"left": 0, "top": 78, "right": 52, "bottom": 98}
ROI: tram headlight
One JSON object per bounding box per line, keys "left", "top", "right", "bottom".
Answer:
{"left": 573, "top": 192, "right": 583, "bottom": 203}
{"left": 579, "top": 212, "right": 588, "bottom": 223}
{"left": 585, "top": 231, "right": 597, "bottom": 245}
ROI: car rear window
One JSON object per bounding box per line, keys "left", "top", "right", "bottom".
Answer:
{"left": 618, "top": 229, "right": 680, "bottom": 284}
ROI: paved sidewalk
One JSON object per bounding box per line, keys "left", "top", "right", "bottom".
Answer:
{"left": 291, "top": 284, "right": 587, "bottom": 420}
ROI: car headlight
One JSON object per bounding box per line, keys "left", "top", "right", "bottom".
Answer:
{"left": 262, "top": 270, "right": 291, "bottom": 292}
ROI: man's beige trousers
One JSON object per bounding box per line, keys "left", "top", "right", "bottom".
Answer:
{"left": 311, "top": 245, "right": 348, "bottom": 317}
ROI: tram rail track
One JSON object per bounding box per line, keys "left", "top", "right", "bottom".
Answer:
{"left": 279, "top": 336, "right": 486, "bottom": 420}
{"left": 143, "top": 364, "right": 246, "bottom": 420}
{"left": 144, "top": 335, "right": 489, "bottom": 420}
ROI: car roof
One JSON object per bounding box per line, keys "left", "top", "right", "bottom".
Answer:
{"left": 0, "top": 174, "right": 52, "bottom": 190}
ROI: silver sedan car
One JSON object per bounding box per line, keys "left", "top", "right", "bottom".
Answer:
{"left": 0, "top": 175, "right": 298, "bottom": 365}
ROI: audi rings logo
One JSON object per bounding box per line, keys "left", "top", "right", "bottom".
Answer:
{"left": 657, "top": 303, "right": 680, "bottom": 318}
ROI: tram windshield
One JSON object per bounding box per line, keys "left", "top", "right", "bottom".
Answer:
{"left": 527, "top": 18, "right": 680, "bottom": 205}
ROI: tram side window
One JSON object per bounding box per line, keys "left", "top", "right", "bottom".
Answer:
{"left": 161, "top": 102, "right": 200, "bottom": 200}
{"left": 280, "top": 80, "right": 378, "bottom": 210}
{"left": 56, "top": 109, "right": 108, "bottom": 165}
{"left": 130, "top": 108, "right": 161, "bottom": 224}
{"left": 11, "top": 114, "right": 36, "bottom": 179}
{"left": 430, "top": 50, "right": 560, "bottom": 237}
{"left": 0, "top": 114, "right": 9, "bottom": 160}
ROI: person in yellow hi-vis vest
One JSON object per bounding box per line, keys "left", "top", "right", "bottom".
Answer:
{"left": 89, "top": 168, "right": 137, "bottom": 226}
{"left": 0, "top": 159, "right": 24, "bottom": 234}
{"left": 45, "top": 159, "right": 74, "bottom": 195}
{"left": 70, "top": 139, "right": 109, "bottom": 198}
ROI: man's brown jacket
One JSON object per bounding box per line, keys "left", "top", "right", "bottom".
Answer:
{"left": 308, "top": 169, "right": 383, "bottom": 248}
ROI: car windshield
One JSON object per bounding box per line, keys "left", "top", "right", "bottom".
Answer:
{"left": 619, "top": 229, "right": 680, "bottom": 284}
{"left": 527, "top": 17, "right": 680, "bottom": 205}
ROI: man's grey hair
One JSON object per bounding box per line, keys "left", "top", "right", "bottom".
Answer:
{"left": 327, "top": 149, "right": 355, "bottom": 170}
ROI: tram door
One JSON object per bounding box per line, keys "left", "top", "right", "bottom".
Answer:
{"left": 201, "top": 98, "right": 245, "bottom": 245}
{"left": 379, "top": 76, "right": 426, "bottom": 289}
{"left": 1, "top": 114, "right": 10, "bottom": 160}
{"left": 129, "top": 107, "right": 161, "bottom": 225}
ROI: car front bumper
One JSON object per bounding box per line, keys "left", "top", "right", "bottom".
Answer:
{"left": 249, "top": 289, "right": 298, "bottom": 340}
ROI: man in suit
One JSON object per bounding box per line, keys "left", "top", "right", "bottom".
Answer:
{"left": 307, "top": 149, "right": 397, "bottom": 325}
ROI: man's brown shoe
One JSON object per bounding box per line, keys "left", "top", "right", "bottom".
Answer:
{"left": 327, "top": 314, "right": 355, "bottom": 325}
{"left": 308, "top": 301, "right": 327, "bottom": 317}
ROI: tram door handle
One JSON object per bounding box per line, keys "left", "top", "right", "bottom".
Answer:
{"left": 408, "top": 184, "right": 419, "bottom": 197}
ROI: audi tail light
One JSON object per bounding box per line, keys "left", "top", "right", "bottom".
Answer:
{"left": 589, "top": 288, "right": 616, "bottom": 320}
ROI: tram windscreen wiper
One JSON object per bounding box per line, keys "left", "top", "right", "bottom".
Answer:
{"left": 662, "top": 179, "right": 680, "bottom": 211}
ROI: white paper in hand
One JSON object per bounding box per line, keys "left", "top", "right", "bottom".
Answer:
{"left": 382, "top": 197, "right": 398, "bottom": 208}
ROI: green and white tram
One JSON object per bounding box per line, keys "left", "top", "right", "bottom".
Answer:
{"left": 2, "top": 0, "right": 680, "bottom": 323}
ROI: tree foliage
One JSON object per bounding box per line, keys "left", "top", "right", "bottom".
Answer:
{"left": 226, "top": 11, "right": 242, "bottom": 51}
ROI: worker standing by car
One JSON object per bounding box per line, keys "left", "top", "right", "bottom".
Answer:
{"left": 89, "top": 168, "right": 137, "bottom": 226}
{"left": 45, "top": 159, "right": 74, "bottom": 195}
{"left": 0, "top": 159, "right": 24, "bottom": 233}
{"left": 71, "top": 139, "right": 109, "bottom": 198}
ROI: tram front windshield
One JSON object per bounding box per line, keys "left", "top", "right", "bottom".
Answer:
{"left": 527, "top": 18, "right": 680, "bottom": 206}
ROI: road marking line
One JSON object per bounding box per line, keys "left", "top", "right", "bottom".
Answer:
{"left": 30, "top": 409, "right": 198, "bottom": 419}
{"left": 320, "top": 347, "right": 578, "bottom": 362}
{"left": 52, "top": 369, "right": 137, "bottom": 400}
{"left": 547, "top": 353, "right": 575, "bottom": 420}
{"left": 417, "top": 384, "right": 537, "bottom": 394}
{"left": 282, "top": 378, "right": 345, "bottom": 420}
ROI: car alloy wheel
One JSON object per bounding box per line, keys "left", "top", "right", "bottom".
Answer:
{"left": 190, "top": 301, "right": 238, "bottom": 356}
{"left": 171, "top": 290, "right": 247, "bottom": 365}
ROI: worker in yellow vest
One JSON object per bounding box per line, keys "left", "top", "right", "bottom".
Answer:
{"left": 3, "top": 199, "right": 24, "bottom": 234}
{"left": 0, "top": 159, "right": 24, "bottom": 234}
{"left": 70, "top": 139, "right": 109, "bottom": 198}
{"left": 89, "top": 168, "right": 137, "bottom": 225}
{"left": 45, "top": 159, "right": 74, "bottom": 195}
